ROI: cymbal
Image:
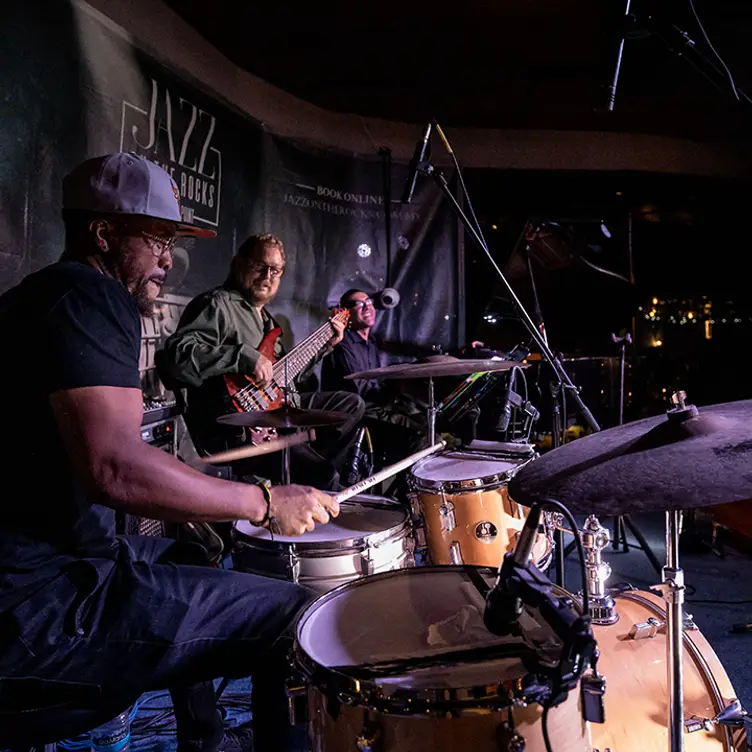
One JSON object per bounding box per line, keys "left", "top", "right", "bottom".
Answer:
{"left": 508, "top": 398, "right": 752, "bottom": 516}
{"left": 217, "top": 406, "right": 352, "bottom": 429}
{"left": 346, "top": 358, "right": 526, "bottom": 381}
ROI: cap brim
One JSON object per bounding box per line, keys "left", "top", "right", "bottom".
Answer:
{"left": 175, "top": 222, "right": 217, "bottom": 238}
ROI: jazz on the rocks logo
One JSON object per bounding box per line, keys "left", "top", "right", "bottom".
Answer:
{"left": 120, "top": 78, "right": 222, "bottom": 229}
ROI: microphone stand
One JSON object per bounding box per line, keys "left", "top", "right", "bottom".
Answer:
{"left": 415, "top": 141, "right": 601, "bottom": 590}
{"left": 415, "top": 159, "right": 601, "bottom": 435}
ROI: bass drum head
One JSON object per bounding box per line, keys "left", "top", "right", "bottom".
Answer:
{"left": 410, "top": 451, "right": 527, "bottom": 493}
{"left": 235, "top": 493, "right": 407, "bottom": 547}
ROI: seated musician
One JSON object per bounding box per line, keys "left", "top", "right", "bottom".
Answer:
{"left": 156, "top": 234, "right": 365, "bottom": 490}
{"left": 0, "top": 152, "right": 337, "bottom": 752}
{"left": 321, "top": 289, "right": 427, "bottom": 466}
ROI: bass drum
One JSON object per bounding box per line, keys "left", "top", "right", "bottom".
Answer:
{"left": 591, "top": 588, "right": 747, "bottom": 751}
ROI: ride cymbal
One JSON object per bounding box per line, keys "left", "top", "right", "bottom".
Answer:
{"left": 509, "top": 397, "right": 752, "bottom": 516}
{"left": 346, "top": 358, "right": 526, "bottom": 381}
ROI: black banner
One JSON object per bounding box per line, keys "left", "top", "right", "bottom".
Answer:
{"left": 1, "top": 1, "right": 462, "bottom": 393}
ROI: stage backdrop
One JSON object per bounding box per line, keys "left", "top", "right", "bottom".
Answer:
{"left": 0, "top": 0, "right": 462, "bottom": 396}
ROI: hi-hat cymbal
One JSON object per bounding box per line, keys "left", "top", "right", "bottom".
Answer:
{"left": 509, "top": 398, "right": 752, "bottom": 516}
{"left": 346, "top": 358, "right": 526, "bottom": 381}
{"left": 217, "top": 406, "right": 352, "bottom": 429}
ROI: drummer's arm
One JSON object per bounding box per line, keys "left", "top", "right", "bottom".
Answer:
{"left": 156, "top": 292, "right": 261, "bottom": 387}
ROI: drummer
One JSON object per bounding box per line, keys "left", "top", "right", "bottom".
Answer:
{"left": 321, "top": 289, "right": 428, "bottom": 465}
{"left": 0, "top": 153, "right": 338, "bottom": 752}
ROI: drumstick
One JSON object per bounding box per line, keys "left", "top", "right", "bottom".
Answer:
{"left": 196, "top": 430, "right": 316, "bottom": 464}
{"left": 333, "top": 440, "right": 446, "bottom": 504}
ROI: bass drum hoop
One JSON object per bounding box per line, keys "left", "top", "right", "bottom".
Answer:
{"left": 409, "top": 451, "right": 534, "bottom": 494}
{"left": 292, "top": 565, "right": 571, "bottom": 717}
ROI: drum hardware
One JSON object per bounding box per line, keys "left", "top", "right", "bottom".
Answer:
{"left": 509, "top": 392, "right": 752, "bottom": 752}
{"left": 483, "top": 501, "right": 604, "bottom": 729}
{"left": 449, "top": 540, "right": 463, "bottom": 564}
{"left": 579, "top": 516, "right": 619, "bottom": 626}
{"left": 438, "top": 495, "right": 456, "bottom": 532}
{"left": 346, "top": 357, "right": 527, "bottom": 446}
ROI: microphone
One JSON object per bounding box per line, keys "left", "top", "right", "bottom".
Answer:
{"left": 483, "top": 505, "right": 542, "bottom": 636}
{"left": 496, "top": 369, "right": 518, "bottom": 432}
{"left": 401, "top": 121, "right": 433, "bottom": 204}
{"left": 606, "top": 0, "right": 632, "bottom": 111}
{"left": 511, "top": 504, "right": 542, "bottom": 567}
{"left": 345, "top": 426, "right": 367, "bottom": 487}
{"left": 496, "top": 387, "right": 515, "bottom": 432}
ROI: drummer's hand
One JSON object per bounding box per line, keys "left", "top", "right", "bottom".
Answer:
{"left": 268, "top": 485, "right": 340, "bottom": 536}
{"left": 327, "top": 317, "right": 346, "bottom": 348}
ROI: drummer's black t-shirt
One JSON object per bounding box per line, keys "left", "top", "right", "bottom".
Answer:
{"left": 0, "top": 260, "right": 141, "bottom": 611}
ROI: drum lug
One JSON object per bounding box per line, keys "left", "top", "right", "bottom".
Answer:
{"left": 439, "top": 497, "right": 456, "bottom": 533}
{"left": 628, "top": 616, "right": 663, "bottom": 639}
{"left": 449, "top": 540, "right": 464, "bottom": 564}
{"left": 286, "top": 550, "right": 301, "bottom": 582}
{"left": 359, "top": 550, "right": 374, "bottom": 576}
{"left": 355, "top": 721, "right": 381, "bottom": 751}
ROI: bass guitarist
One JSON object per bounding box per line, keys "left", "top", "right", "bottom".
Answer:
{"left": 156, "top": 233, "right": 365, "bottom": 490}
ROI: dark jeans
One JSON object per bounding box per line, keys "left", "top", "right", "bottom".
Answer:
{"left": 229, "top": 391, "right": 365, "bottom": 489}
{"left": 0, "top": 536, "right": 314, "bottom": 751}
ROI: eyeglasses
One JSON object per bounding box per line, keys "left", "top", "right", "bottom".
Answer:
{"left": 140, "top": 231, "right": 177, "bottom": 257}
{"left": 349, "top": 298, "right": 374, "bottom": 310}
{"left": 249, "top": 261, "right": 285, "bottom": 279}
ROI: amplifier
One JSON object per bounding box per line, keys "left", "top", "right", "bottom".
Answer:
{"left": 141, "top": 417, "right": 176, "bottom": 447}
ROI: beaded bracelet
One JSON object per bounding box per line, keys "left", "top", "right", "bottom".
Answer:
{"left": 255, "top": 481, "right": 273, "bottom": 527}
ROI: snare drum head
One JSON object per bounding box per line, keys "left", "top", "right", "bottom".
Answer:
{"left": 235, "top": 494, "right": 406, "bottom": 544}
{"left": 410, "top": 451, "right": 526, "bottom": 491}
{"left": 297, "top": 567, "right": 523, "bottom": 681}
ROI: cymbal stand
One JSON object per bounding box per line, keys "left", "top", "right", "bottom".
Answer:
{"left": 609, "top": 332, "right": 663, "bottom": 575}
{"left": 416, "top": 126, "right": 602, "bottom": 590}
{"left": 653, "top": 508, "right": 686, "bottom": 752}
{"left": 427, "top": 377, "right": 438, "bottom": 445}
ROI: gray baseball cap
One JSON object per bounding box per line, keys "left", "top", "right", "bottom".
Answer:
{"left": 62, "top": 152, "right": 216, "bottom": 238}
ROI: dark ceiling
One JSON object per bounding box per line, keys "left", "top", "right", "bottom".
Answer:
{"left": 165, "top": 0, "right": 752, "bottom": 141}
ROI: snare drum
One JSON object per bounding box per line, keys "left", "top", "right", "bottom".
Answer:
{"left": 233, "top": 493, "right": 414, "bottom": 593}
{"left": 408, "top": 449, "right": 552, "bottom": 569}
{"left": 291, "top": 566, "right": 592, "bottom": 751}
{"left": 591, "top": 588, "right": 746, "bottom": 751}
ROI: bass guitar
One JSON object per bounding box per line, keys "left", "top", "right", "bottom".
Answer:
{"left": 223, "top": 307, "right": 350, "bottom": 443}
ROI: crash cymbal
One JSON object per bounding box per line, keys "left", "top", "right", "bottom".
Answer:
{"left": 346, "top": 357, "right": 526, "bottom": 381}
{"left": 217, "top": 406, "right": 352, "bottom": 429}
{"left": 509, "top": 397, "right": 752, "bottom": 516}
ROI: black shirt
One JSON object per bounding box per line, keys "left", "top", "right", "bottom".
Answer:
{"left": 0, "top": 261, "right": 141, "bottom": 612}
{"left": 321, "top": 328, "right": 382, "bottom": 398}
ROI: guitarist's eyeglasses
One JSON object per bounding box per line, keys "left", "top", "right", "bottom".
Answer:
{"left": 249, "top": 261, "right": 285, "bottom": 280}
{"left": 348, "top": 298, "right": 374, "bottom": 310}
